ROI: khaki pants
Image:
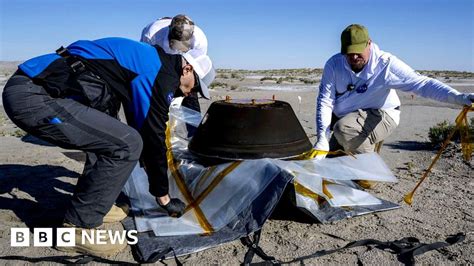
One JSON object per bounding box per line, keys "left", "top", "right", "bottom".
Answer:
{"left": 330, "top": 109, "right": 398, "bottom": 154}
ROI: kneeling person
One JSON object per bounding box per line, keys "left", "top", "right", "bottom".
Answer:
{"left": 2, "top": 37, "right": 215, "bottom": 255}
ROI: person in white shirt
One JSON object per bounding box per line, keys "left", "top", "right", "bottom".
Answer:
{"left": 141, "top": 15, "right": 208, "bottom": 59}
{"left": 141, "top": 14, "right": 211, "bottom": 115}
{"left": 315, "top": 24, "right": 474, "bottom": 156}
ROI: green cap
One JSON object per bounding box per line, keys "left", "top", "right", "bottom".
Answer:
{"left": 341, "top": 24, "right": 369, "bottom": 54}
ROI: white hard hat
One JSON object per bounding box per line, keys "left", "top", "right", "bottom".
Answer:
{"left": 181, "top": 53, "right": 216, "bottom": 99}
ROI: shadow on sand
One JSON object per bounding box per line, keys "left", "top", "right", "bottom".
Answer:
{"left": 62, "top": 152, "right": 87, "bottom": 163}
{"left": 20, "top": 134, "right": 56, "bottom": 147}
{"left": 270, "top": 186, "right": 316, "bottom": 224}
{"left": 384, "top": 141, "right": 433, "bottom": 151}
{"left": 0, "top": 164, "right": 79, "bottom": 228}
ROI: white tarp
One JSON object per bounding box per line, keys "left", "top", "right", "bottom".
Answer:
{"left": 123, "top": 101, "right": 399, "bottom": 236}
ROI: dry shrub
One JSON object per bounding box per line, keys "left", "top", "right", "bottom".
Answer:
{"left": 428, "top": 118, "right": 474, "bottom": 146}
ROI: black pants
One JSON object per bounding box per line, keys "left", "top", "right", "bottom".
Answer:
{"left": 2, "top": 72, "right": 143, "bottom": 228}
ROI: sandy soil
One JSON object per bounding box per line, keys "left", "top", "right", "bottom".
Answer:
{"left": 0, "top": 65, "right": 473, "bottom": 264}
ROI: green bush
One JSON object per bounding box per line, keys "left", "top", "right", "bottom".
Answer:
{"left": 231, "top": 73, "right": 241, "bottom": 79}
{"left": 260, "top": 76, "right": 277, "bottom": 82}
{"left": 428, "top": 118, "right": 474, "bottom": 146}
{"left": 428, "top": 121, "right": 455, "bottom": 144}
{"left": 217, "top": 73, "right": 230, "bottom": 79}
{"left": 209, "top": 82, "right": 227, "bottom": 89}
{"left": 299, "top": 78, "right": 318, "bottom": 84}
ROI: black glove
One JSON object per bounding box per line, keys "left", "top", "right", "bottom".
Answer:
{"left": 160, "top": 198, "right": 186, "bottom": 218}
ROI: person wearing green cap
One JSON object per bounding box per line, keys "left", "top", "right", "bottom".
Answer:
{"left": 314, "top": 24, "right": 474, "bottom": 159}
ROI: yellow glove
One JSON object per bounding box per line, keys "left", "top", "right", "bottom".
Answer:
{"left": 305, "top": 148, "right": 329, "bottom": 160}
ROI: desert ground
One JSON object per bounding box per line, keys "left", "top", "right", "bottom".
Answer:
{"left": 0, "top": 63, "right": 473, "bottom": 264}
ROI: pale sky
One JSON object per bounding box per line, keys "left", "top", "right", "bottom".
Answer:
{"left": 1, "top": 0, "right": 473, "bottom": 71}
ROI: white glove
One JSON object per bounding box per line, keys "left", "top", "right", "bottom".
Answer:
{"left": 311, "top": 138, "right": 330, "bottom": 160}
{"left": 449, "top": 93, "right": 474, "bottom": 106}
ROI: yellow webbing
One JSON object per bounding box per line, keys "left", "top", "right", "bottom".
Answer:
{"left": 184, "top": 162, "right": 242, "bottom": 213}
{"left": 294, "top": 181, "right": 325, "bottom": 205}
{"left": 459, "top": 105, "right": 473, "bottom": 161}
{"left": 164, "top": 121, "right": 246, "bottom": 234}
{"left": 165, "top": 122, "right": 214, "bottom": 234}
{"left": 296, "top": 149, "right": 356, "bottom": 160}
{"left": 195, "top": 165, "right": 217, "bottom": 192}
{"left": 294, "top": 180, "right": 334, "bottom": 206}
{"left": 404, "top": 104, "right": 473, "bottom": 205}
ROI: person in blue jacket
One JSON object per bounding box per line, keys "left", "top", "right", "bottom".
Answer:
{"left": 2, "top": 37, "right": 215, "bottom": 255}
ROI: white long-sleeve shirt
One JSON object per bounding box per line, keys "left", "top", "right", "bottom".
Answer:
{"left": 140, "top": 17, "right": 208, "bottom": 59}
{"left": 315, "top": 43, "right": 464, "bottom": 149}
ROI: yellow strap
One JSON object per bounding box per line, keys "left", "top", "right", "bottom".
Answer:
{"left": 404, "top": 105, "right": 473, "bottom": 205}
{"left": 185, "top": 162, "right": 242, "bottom": 213}
{"left": 165, "top": 122, "right": 214, "bottom": 234}
{"left": 457, "top": 104, "right": 473, "bottom": 161}
{"left": 294, "top": 180, "right": 333, "bottom": 205}
{"left": 460, "top": 110, "right": 472, "bottom": 161}
{"left": 294, "top": 181, "right": 325, "bottom": 205}
{"left": 165, "top": 122, "right": 245, "bottom": 234}
{"left": 322, "top": 180, "right": 334, "bottom": 199}
{"left": 195, "top": 165, "right": 217, "bottom": 192}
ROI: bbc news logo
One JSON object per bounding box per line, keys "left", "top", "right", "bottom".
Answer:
{"left": 11, "top": 228, "right": 138, "bottom": 247}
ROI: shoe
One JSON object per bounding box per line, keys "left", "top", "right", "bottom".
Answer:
{"left": 56, "top": 222, "right": 127, "bottom": 257}
{"left": 103, "top": 204, "right": 129, "bottom": 223}
{"left": 356, "top": 180, "right": 376, "bottom": 189}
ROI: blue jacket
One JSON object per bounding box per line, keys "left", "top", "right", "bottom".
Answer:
{"left": 19, "top": 37, "right": 184, "bottom": 197}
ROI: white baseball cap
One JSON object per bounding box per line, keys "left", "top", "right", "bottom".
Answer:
{"left": 181, "top": 53, "right": 216, "bottom": 99}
